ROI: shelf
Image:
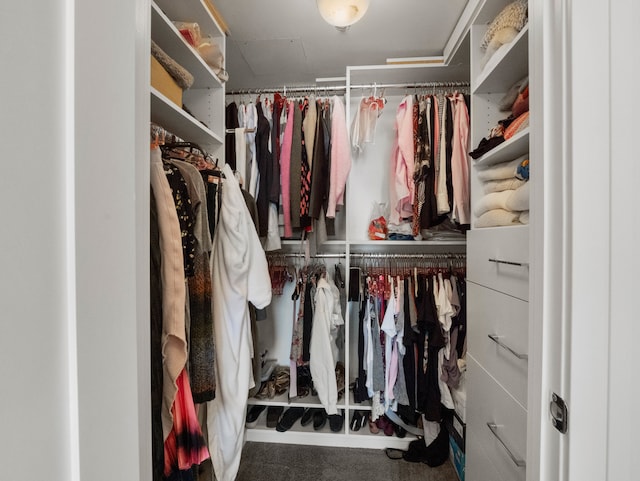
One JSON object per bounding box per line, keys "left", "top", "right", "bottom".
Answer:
{"left": 151, "top": 2, "right": 223, "bottom": 90}
{"left": 470, "top": 224, "right": 529, "bottom": 234}
{"left": 349, "top": 240, "right": 467, "bottom": 254}
{"left": 245, "top": 410, "right": 416, "bottom": 449}
{"left": 155, "top": 0, "right": 224, "bottom": 39}
{"left": 278, "top": 239, "right": 347, "bottom": 255}
{"left": 473, "top": 25, "right": 528, "bottom": 94}
{"left": 151, "top": 86, "right": 223, "bottom": 151}
{"left": 472, "top": 128, "right": 529, "bottom": 167}
{"left": 247, "top": 391, "right": 347, "bottom": 410}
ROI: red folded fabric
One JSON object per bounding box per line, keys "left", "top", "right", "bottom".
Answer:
{"left": 504, "top": 111, "right": 529, "bottom": 140}
{"left": 512, "top": 85, "right": 529, "bottom": 118}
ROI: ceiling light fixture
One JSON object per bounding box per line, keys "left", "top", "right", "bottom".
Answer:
{"left": 316, "top": 0, "right": 370, "bottom": 32}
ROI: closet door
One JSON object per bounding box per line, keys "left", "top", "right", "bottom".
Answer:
{"left": 529, "top": 0, "right": 638, "bottom": 480}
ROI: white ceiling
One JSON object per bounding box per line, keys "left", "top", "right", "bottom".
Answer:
{"left": 216, "top": 0, "right": 471, "bottom": 90}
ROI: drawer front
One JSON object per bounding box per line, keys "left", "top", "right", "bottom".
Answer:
{"left": 467, "top": 225, "right": 529, "bottom": 301}
{"left": 466, "top": 355, "right": 527, "bottom": 481}
{"left": 467, "top": 281, "right": 529, "bottom": 407}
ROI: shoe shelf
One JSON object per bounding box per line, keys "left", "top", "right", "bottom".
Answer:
{"left": 247, "top": 391, "right": 347, "bottom": 410}
{"left": 244, "top": 401, "right": 418, "bottom": 449}
{"left": 246, "top": 416, "right": 415, "bottom": 450}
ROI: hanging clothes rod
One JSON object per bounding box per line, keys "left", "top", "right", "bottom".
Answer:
{"left": 266, "top": 252, "right": 465, "bottom": 260}
{"left": 349, "top": 252, "right": 466, "bottom": 259}
{"left": 225, "top": 126, "right": 256, "bottom": 134}
{"left": 226, "top": 80, "right": 470, "bottom": 96}
{"left": 151, "top": 122, "right": 184, "bottom": 144}
{"left": 350, "top": 253, "right": 465, "bottom": 260}
{"left": 266, "top": 252, "right": 346, "bottom": 259}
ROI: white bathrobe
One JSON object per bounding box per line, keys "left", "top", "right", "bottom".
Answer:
{"left": 309, "top": 276, "right": 344, "bottom": 415}
{"left": 207, "top": 163, "right": 271, "bottom": 481}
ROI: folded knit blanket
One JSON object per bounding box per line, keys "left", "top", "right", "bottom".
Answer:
{"left": 506, "top": 180, "right": 530, "bottom": 211}
{"left": 475, "top": 180, "right": 530, "bottom": 218}
{"left": 152, "top": 40, "right": 194, "bottom": 90}
{"left": 474, "top": 190, "right": 515, "bottom": 218}
{"left": 483, "top": 177, "right": 526, "bottom": 194}
{"left": 476, "top": 154, "right": 528, "bottom": 182}
{"left": 476, "top": 208, "right": 522, "bottom": 228}
{"left": 482, "top": 0, "right": 529, "bottom": 51}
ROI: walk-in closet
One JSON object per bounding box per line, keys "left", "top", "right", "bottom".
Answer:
{"left": 6, "top": 1, "right": 638, "bottom": 481}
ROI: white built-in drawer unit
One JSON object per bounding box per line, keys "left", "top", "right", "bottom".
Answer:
{"left": 467, "top": 225, "right": 530, "bottom": 301}
{"left": 466, "top": 356, "right": 527, "bottom": 481}
{"left": 466, "top": 281, "right": 528, "bottom": 408}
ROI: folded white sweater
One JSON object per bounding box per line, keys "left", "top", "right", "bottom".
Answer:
{"left": 474, "top": 190, "right": 514, "bottom": 217}
{"left": 505, "top": 181, "right": 530, "bottom": 211}
{"left": 475, "top": 209, "right": 522, "bottom": 228}
{"left": 476, "top": 154, "right": 528, "bottom": 182}
{"left": 483, "top": 177, "right": 526, "bottom": 194}
{"left": 475, "top": 181, "right": 530, "bottom": 217}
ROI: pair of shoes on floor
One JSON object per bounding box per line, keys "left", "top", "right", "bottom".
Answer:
{"left": 402, "top": 426, "right": 449, "bottom": 467}
{"left": 246, "top": 405, "right": 266, "bottom": 428}
{"left": 349, "top": 410, "right": 368, "bottom": 432}
{"left": 276, "top": 407, "right": 305, "bottom": 432}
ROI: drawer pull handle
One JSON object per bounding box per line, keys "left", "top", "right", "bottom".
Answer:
{"left": 486, "top": 422, "right": 526, "bottom": 468}
{"left": 488, "top": 258, "right": 529, "bottom": 268}
{"left": 488, "top": 334, "right": 528, "bottom": 360}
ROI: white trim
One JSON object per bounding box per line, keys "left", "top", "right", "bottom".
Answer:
{"left": 246, "top": 428, "right": 415, "bottom": 450}
{"left": 607, "top": 1, "right": 640, "bottom": 479}
{"left": 64, "top": 0, "right": 79, "bottom": 480}
{"left": 443, "top": 0, "right": 483, "bottom": 61}
{"left": 567, "top": 0, "right": 611, "bottom": 480}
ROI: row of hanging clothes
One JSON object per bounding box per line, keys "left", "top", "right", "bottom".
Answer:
{"left": 266, "top": 254, "right": 347, "bottom": 417}
{"left": 349, "top": 254, "right": 467, "bottom": 450}
{"left": 149, "top": 123, "right": 272, "bottom": 481}
{"left": 225, "top": 89, "right": 352, "bottom": 248}
{"left": 352, "top": 85, "right": 472, "bottom": 240}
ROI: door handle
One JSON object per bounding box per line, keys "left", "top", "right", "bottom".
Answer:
{"left": 488, "top": 258, "right": 529, "bottom": 268}
{"left": 486, "top": 422, "right": 526, "bottom": 468}
{"left": 488, "top": 334, "right": 528, "bottom": 360}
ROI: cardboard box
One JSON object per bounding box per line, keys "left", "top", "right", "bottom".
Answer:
{"left": 449, "top": 434, "right": 465, "bottom": 481}
{"left": 151, "top": 55, "right": 182, "bottom": 108}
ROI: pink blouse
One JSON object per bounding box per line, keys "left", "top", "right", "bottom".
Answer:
{"left": 279, "top": 101, "right": 295, "bottom": 237}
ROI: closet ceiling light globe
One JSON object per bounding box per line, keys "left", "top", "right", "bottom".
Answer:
{"left": 317, "top": 0, "right": 370, "bottom": 31}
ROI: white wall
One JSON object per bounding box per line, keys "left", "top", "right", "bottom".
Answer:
{"left": 607, "top": 0, "right": 640, "bottom": 479}
{"left": 0, "top": 1, "right": 150, "bottom": 480}
{"left": 0, "top": 2, "right": 73, "bottom": 480}
{"left": 568, "top": 0, "right": 640, "bottom": 480}
{"left": 73, "top": 0, "right": 151, "bottom": 479}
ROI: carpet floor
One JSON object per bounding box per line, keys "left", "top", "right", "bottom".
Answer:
{"left": 236, "top": 441, "right": 459, "bottom": 481}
